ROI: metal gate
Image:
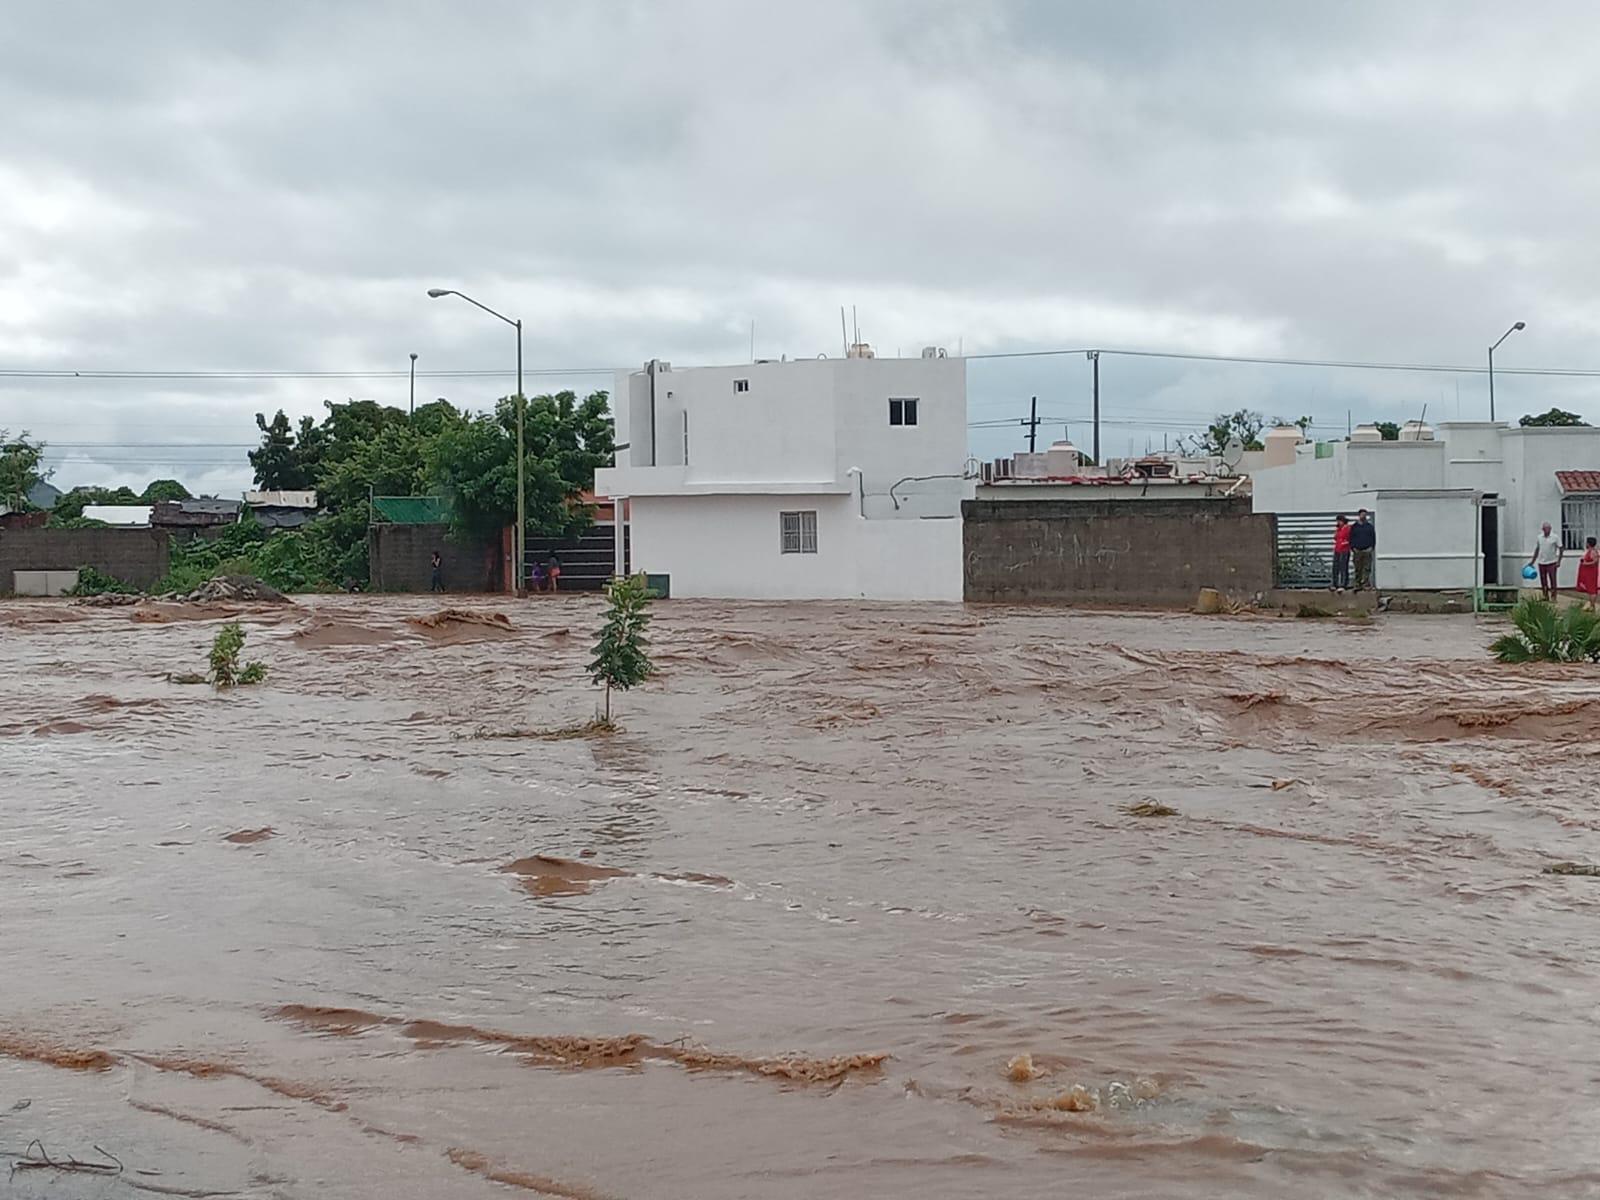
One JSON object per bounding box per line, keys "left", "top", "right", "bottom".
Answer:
{"left": 1274, "top": 512, "right": 1340, "bottom": 588}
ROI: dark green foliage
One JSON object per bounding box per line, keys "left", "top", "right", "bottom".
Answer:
{"left": 68, "top": 565, "right": 137, "bottom": 596}
{"left": 141, "top": 479, "right": 192, "bottom": 502}
{"left": 1490, "top": 598, "right": 1600, "bottom": 663}
{"left": 1519, "top": 408, "right": 1589, "bottom": 428}
{"left": 0, "top": 430, "right": 49, "bottom": 510}
{"left": 588, "top": 573, "right": 655, "bottom": 722}
{"left": 1374, "top": 421, "right": 1401, "bottom": 441}
{"left": 50, "top": 485, "right": 139, "bottom": 523}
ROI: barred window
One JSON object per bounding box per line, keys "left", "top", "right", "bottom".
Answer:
{"left": 1561, "top": 494, "right": 1600, "bottom": 550}
{"left": 780, "top": 510, "right": 818, "bottom": 554}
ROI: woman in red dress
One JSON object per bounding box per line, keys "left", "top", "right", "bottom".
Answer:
{"left": 1578, "top": 536, "right": 1599, "bottom": 611}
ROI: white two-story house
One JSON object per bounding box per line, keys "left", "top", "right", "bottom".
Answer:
{"left": 594, "top": 350, "right": 968, "bottom": 600}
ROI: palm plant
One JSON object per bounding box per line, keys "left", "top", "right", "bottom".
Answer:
{"left": 1490, "top": 598, "right": 1600, "bottom": 663}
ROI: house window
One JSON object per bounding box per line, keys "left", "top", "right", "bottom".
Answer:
{"left": 780, "top": 510, "right": 818, "bottom": 554}
{"left": 734, "top": 378, "right": 750, "bottom": 394}
{"left": 1561, "top": 493, "right": 1600, "bottom": 550}
{"left": 889, "top": 397, "right": 919, "bottom": 426}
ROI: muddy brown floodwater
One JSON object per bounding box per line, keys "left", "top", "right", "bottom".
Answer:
{"left": 3, "top": 595, "right": 1600, "bottom": 1199}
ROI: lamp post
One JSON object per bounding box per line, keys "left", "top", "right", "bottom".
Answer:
{"left": 408, "top": 352, "right": 418, "bottom": 416}
{"left": 427, "top": 288, "right": 524, "bottom": 592}
{"left": 1487, "top": 320, "right": 1525, "bottom": 423}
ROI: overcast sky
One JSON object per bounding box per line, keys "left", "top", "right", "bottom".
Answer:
{"left": 4, "top": 0, "right": 1598, "bottom": 494}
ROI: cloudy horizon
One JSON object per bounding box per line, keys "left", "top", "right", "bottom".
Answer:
{"left": 4, "top": 0, "right": 1598, "bottom": 496}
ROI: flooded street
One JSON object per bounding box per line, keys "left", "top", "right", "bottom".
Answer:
{"left": 3, "top": 595, "right": 1600, "bottom": 1198}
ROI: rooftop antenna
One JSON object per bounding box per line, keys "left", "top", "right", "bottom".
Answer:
{"left": 840, "top": 307, "right": 848, "bottom": 356}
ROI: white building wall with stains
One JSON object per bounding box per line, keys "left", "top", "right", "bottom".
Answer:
{"left": 598, "top": 355, "right": 967, "bottom": 600}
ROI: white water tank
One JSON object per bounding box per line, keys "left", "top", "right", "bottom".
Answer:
{"left": 1398, "top": 420, "right": 1435, "bottom": 441}
{"left": 1262, "top": 424, "right": 1305, "bottom": 468}
{"left": 1045, "top": 439, "right": 1082, "bottom": 474}
{"left": 847, "top": 342, "right": 876, "bottom": 359}
{"left": 1350, "top": 424, "right": 1383, "bottom": 443}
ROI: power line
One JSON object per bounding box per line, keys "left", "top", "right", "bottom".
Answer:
{"left": 0, "top": 366, "right": 618, "bottom": 380}
{"left": 964, "top": 345, "right": 1600, "bottom": 379}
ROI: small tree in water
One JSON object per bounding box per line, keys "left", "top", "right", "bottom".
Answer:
{"left": 209, "top": 621, "right": 269, "bottom": 687}
{"left": 588, "top": 574, "right": 654, "bottom": 723}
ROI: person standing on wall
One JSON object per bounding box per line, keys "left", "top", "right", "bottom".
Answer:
{"left": 1349, "top": 509, "right": 1377, "bottom": 591}
{"left": 1529, "top": 522, "right": 1563, "bottom": 602}
{"left": 430, "top": 549, "right": 444, "bottom": 593}
{"left": 1576, "top": 536, "right": 1599, "bottom": 612}
{"left": 1331, "top": 514, "right": 1352, "bottom": 592}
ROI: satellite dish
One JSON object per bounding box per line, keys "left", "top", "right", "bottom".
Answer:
{"left": 1221, "top": 437, "right": 1246, "bottom": 470}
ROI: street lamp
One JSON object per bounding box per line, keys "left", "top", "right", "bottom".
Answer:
{"left": 408, "top": 352, "right": 418, "bottom": 416}
{"left": 1487, "top": 320, "right": 1525, "bottom": 423}
{"left": 427, "top": 288, "right": 525, "bottom": 592}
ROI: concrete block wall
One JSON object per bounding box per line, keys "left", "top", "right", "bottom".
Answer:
{"left": 963, "top": 497, "right": 1277, "bottom": 606}
{"left": 0, "top": 527, "right": 171, "bottom": 592}
{"left": 368, "top": 523, "right": 500, "bottom": 592}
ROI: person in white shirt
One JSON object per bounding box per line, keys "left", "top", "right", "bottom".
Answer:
{"left": 1528, "top": 522, "right": 1563, "bottom": 602}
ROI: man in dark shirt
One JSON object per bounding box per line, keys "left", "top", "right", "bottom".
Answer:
{"left": 430, "top": 550, "right": 444, "bottom": 592}
{"left": 1349, "top": 509, "right": 1377, "bottom": 590}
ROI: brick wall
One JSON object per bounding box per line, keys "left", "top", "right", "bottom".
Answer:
{"left": 368, "top": 523, "right": 500, "bottom": 592}
{"left": 963, "top": 497, "right": 1277, "bottom": 606}
{"left": 0, "top": 527, "right": 172, "bottom": 592}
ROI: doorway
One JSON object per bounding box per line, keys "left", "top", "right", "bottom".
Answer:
{"left": 1481, "top": 494, "right": 1499, "bottom": 585}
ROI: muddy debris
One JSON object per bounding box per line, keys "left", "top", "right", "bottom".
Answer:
{"left": 1127, "top": 800, "right": 1179, "bottom": 818}
{"left": 172, "top": 575, "right": 291, "bottom": 604}
{"left": 1543, "top": 862, "right": 1600, "bottom": 877}
{"left": 72, "top": 592, "right": 141, "bottom": 608}
{"left": 0, "top": 1034, "right": 117, "bottom": 1073}
{"left": 224, "top": 827, "right": 276, "bottom": 845}
{"left": 1006, "top": 1053, "right": 1043, "bottom": 1082}
{"left": 499, "top": 854, "right": 630, "bottom": 897}
{"left": 409, "top": 608, "right": 516, "bottom": 642}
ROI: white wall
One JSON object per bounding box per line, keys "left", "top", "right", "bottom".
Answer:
{"left": 832, "top": 356, "right": 966, "bottom": 518}
{"left": 627, "top": 494, "right": 961, "bottom": 600}
{"left": 854, "top": 516, "right": 963, "bottom": 601}
{"left": 1373, "top": 492, "right": 1479, "bottom": 590}
{"left": 628, "top": 494, "right": 859, "bottom": 599}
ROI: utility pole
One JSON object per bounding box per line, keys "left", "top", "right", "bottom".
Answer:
{"left": 409, "top": 352, "right": 417, "bottom": 416}
{"left": 1086, "top": 350, "right": 1101, "bottom": 465}
{"left": 1025, "top": 395, "right": 1040, "bottom": 452}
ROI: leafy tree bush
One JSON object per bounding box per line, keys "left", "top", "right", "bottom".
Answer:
{"left": 209, "top": 621, "right": 268, "bottom": 687}
{"left": 588, "top": 574, "right": 655, "bottom": 723}
{"left": 141, "top": 479, "right": 192, "bottom": 502}
{"left": 67, "top": 565, "right": 137, "bottom": 595}
{"left": 0, "top": 430, "right": 49, "bottom": 510}
{"left": 1374, "top": 421, "right": 1401, "bottom": 441}
{"left": 1519, "top": 408, "right": 1589, "bottom": 428}
{"left": 1490, "top": 598, "right": 1600, "bottom": 663}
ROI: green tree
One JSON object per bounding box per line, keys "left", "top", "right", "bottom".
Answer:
{"left": 1519, "top": 408, "right": 1589, "bottom": 428}
{"left": 429, "top": 390, "right": 614, "bottom": 543}
{"left": 250, "top": 410, "right": 315, "bottom": 490}
{"left": 1374, "top": 421, "right": 1401, "bottom": 441}
{"left": 142, "top": 478, "right": 192, "bottom": 502}
{"left": 588, "top": 573, "right": 655, "bottom": 722}
{"left": 0, "top": 430, "right": 49, "bottom": 510}
{"left": 1187, "top": 409, "right": 1266, "bottom": 455}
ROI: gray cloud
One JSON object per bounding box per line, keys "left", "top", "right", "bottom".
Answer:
{"left": 2, "top": 0, "right": 1597, "bottom": 490}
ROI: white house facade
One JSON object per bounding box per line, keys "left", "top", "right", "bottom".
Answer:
{"left": 1251, "top": 422, "right": 1600, "bottom": 591}
{"left": 594, "top": 353, "right": 968, "bottom": 600}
